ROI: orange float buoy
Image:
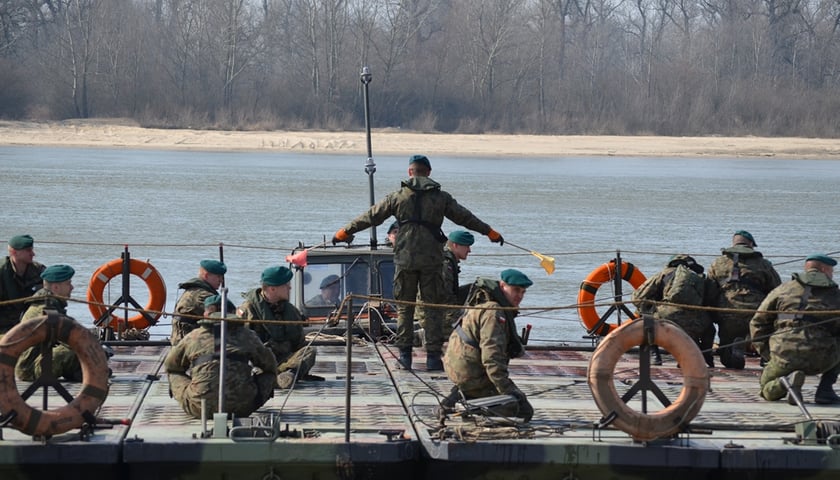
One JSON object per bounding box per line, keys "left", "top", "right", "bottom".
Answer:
{"left": 87, "top": 258, "right": 166, "bottom": 330}
{"left": 578, "top": 260, "right": 646, "bottom": 336}
{"left": 0, "top": 313, "right": 109, "bottom": 437}
{"left": 587, "top": 318, "right": 709, "bottom": 441}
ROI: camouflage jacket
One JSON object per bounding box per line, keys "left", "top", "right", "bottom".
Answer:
{"left": 173, "top": 278, "right": 219, "bottom": 325}
{"left": 0, "top": 257, "right": 45, "bottom": 330}
{"left": 750, "top": 270, "right": 840, "bottom": 365}
{"left": 708, "top": 245, "right": 782, "bottom": 310}
{"left": 16, "top": 289, "right": 73, "bottom": 379}
{"left": 342, "top": 176, "right": 492, "bottom": 269}
{"left": 444, "top": 278, "right": 521, "bottom": 395}
{"left": 164, "top": 322, "right": 277, "bottom": 408}
{"left": 631, "top": 266, "right": 718, "bottom": 335}
{"left": 239, "top": 288, "right": 305, "bottom": 360}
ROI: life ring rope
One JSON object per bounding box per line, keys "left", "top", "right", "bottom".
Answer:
{"left": 0, "top": 312, "right": 110, "bottom": 437}
{"left": 587, "top": 316, "right": 709, "bottom": 441}
{"left": 578, "top": 260, "right": 647, "bottom": 336}
{"left": 87, "top": 258, "right": 167, "bottom": 330}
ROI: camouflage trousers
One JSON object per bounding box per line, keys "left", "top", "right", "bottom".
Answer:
{"left": 394, "top": 267, "right": 445, "bottom": 352}
{"left": 15, "top": 343, "right": 82, "bottom": 382}
{"left": 169, "top": 371, "right": 276, "bottom": 419}
{"left": 277, "top": 346, "right": 316, "bottom": 377}
{"left": 759, "top": 355, "right": 840, "bottom": 401}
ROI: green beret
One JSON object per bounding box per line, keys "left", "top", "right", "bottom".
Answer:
{"left": 9, "top": 235, "right": 34, "bottom": 250}
{"left": 388, "top": 221, "right": 399, "bottom": 234}
{"left": 261, "top": 266, "right": 293, "bottom": 286}
{"left": 203, "top": 295, "right": 237, "bottom": 313}
{"left": 733, "top": 230, "right": 756, "bottom": 246}
{"left": 806, "top": 254, "right": 837, "bottom": 267}
{"left": 448, "top": 230, "right": 475, "bottom": 246}
{"left": 409, "top": 154, "right": 431, "bottom": 170}
{"left": 320, "top": 274, "right": 340, "bottom": 289}
{"left": 41, "top": 264, "right": 75, "bottom": 282}
{"left": 200, "top": 259, "right": 227, "bottom": 275}
{"left": 500, "top": 269, "right": 533, "bottom": 288}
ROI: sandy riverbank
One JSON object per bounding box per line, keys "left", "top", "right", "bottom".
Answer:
{"left": 2, "top": 119, "right": 840, "bottom": 159}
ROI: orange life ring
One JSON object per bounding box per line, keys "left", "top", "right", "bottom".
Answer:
{"left": 587, "top": 318, "right": 709, "bottom": 441}
{"left": 0, "top": 313, "right": 110, "bottom": 437}
{"left": 87, "top": 258, "right": 166, "bottom": 330}
{"left": 578, "top": 260, "right": 646, "bottom": 336}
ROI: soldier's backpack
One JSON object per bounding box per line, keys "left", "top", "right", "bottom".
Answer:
{"left": 662, "top": 264, "right": 706, "bottom": 306}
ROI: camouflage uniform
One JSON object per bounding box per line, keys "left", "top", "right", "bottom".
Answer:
{"left": 750, "top": 270, "right": 840, "bottom": 401}
{"left": 417, "top": 246, "right": 464, "bottom": 339}
{"left": 165, "top": 319, "right": 277, "bottom": 419}
{"left": 443, "top": 278, "right": 531, "bottom": 419}
{"left": 15, "top": 289, "right": 83, "bottom": 382}
{"left": 708, "top": 245, "right": 781, "bottom": 366}
{"left": 631, "top": 261, "right": 719, "bottom": 365}
{"left": 239, "top": 288, "right": 315, "bottom": 377}
{"left": 0, "top": 256, "right": 45, "bottom": 334}
{"left": 340, "top": 176, "right": 492, "bottom": 354}
{"left": 170, "top": 278, "right": 218, "bottom": 346}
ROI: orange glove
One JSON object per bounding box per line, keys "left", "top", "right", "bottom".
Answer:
{"left": 332, "top": 228, "right": 353, "bottom": 245}
{"left": 487, "top": 229, "right": 504, "bottom": 246}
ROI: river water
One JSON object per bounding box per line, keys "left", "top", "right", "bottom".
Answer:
{"left": 2, "top": 145, "right": 839, "bottom": 345}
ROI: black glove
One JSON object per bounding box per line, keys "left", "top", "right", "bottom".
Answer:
{"left": 509, "top": 389, "right": 533, "bottom": 422}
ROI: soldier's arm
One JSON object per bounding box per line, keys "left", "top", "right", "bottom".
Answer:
{"left": 749, "top": 294, "right": 777, "bottom": 360}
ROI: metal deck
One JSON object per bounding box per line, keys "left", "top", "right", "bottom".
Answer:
{"left": 2, "top": 339, "right": 840, "bottom": 479}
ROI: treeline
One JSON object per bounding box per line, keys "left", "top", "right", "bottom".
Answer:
{"left": 1, "top": 0, "right": 839, "bottom": 136}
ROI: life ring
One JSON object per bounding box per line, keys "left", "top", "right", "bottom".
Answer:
{"left": 587, "top": 318, "right": 709, "bottom": 441}
{"left": 87, "top": 258, "right": 166, "bottom": 330}
{"left": 0, "top": 313, "right": 110, "bottom": 437}
{"left": 578, "top": 260, "right": 646, "bottom": 336}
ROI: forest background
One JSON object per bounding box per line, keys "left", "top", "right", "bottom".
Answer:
{"left": 1, "top": 0, "right": 839, "bottom": 137}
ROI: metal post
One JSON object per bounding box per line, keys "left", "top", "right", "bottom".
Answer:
{"left": 217, "top": 287, "right": 229, "bottom": 414}
{"left": 344, "top": 297, "right": 354, "bottom": 443}
{"left": 121, "top": 245, "right": 131, "bottom": 336}
{"left": 361, "top": 66, "right": 378, "bottom": 250}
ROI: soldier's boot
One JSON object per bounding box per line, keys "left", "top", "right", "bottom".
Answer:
{"left": 815, "top": 371, "right": 840, "bottom": 404}
{"left": 426, "top": 352, "right": 444, "bottom": 371}
{"left": 785, "top": 370, "right": 806, "bottom": 406}
{"left": 651, "top": 346, "right": 663, "bottom": 366}
{"left": 720, "top": 339, "right": 746, "bottom": 370}
{"left": 397, "top": 348, "right": 412, "bottom": 370}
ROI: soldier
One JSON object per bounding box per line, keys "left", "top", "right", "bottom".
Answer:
{"left": 631, "top": 254, "right": 719, "bottom": 368}
{"left": 171, "top": 259, "right": 227, "bottom": 346}
{"left": 440, "top": 269, "right": 534, "bottom": 422}
{"left": 165, "top": 312, "right": 277, "bottom": 419}
{"left": 238, "top": 266, "right": 323, "bottom": 389}
{"left": 332, "top": 155, "right": 504, "bottom": 371}
{"left": 417, "top": 230, "right": 476, "bottom": 340}
{"left": 750, "top": 254, "right": 840, "bottom": 405}
{"left": 306, "top": 274, "right": 341, "bottom": 307}
{"left": 708, "top": 230, "right": 781, "bottom": 369}
{"left": 0, "top": 235, "right": 46, "bottom": 335}
{"left": 15, "top": 264, "right": 84, "bottom": 382}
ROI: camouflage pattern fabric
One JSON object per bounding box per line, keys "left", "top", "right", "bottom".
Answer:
{"left": 750, "top": 270, "right": 840, "bottom": 400}
{"left": 239, "top": 288, "right": 315, "bottom": 376}
{"left": 708, "top": 245, "right": 782, "bottom": 347}
{"left": 417, "top": 247, "right": 462, "bottom": 340}
{"left": 631, "top": 266, "right": 718, "bottom": 341}
{"left": 170, "top": 278, "right": 218, "bottom": 346}
{"left": 165, "top": 321, "right": 277, "bottom": 419}
{"left": 341, "top": 176, "right": 492, "bottom": 351}
{"left": 0, "top": 256, "right": 45, "bottom": 333}
{"left": 443, "top": 279, "right": 521, "bottom": 398}
{"left": 15, "top": 289, "right": 83, "bottom": 382}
